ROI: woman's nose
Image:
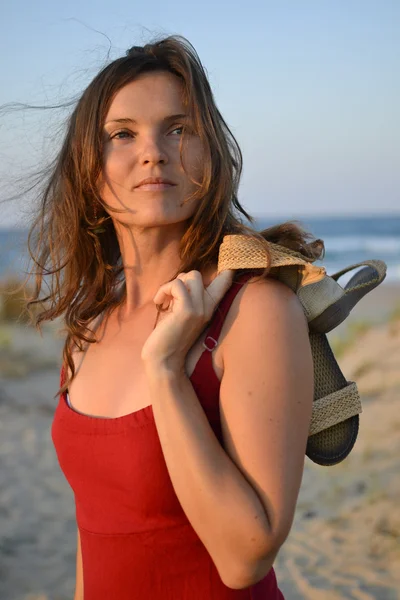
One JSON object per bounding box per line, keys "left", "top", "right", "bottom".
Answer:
{"left": 139, "top": 135, "right": 169, "bottom": 165}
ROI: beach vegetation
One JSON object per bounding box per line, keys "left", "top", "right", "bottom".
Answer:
{"left": 388, "top": 302, "right": 400, "bottom": 323}
{"left": 0, "top": 326, "right": 12, "bottom": 349}
{"left": 353, "top": 360, "right": 374, "bottom": 379}
{"left": 388, "top": 302, "right": 400, "bottom": 336}
{"left": 0, "top": 276, "right": 39, "bottom": 324}
{"left": 330, "top": 319, "right": 374, "bottom": 358}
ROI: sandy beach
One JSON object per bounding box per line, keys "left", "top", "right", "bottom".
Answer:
{"left": 0, "top": 283, "right": 399, "bottom": 600}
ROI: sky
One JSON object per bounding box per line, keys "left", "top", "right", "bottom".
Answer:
{"left": 0, "top": 0, "right": 399, "bottom": 226}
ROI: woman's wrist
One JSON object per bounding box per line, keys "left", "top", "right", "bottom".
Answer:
{"left": 143, "top": 357, "right": 187, "bottom": 381}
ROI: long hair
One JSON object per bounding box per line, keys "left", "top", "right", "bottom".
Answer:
{"left": 23, "top": 35, "right": 323, "bottom": 392}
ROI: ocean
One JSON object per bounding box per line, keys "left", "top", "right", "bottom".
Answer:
{"left": 255, "top": 215, "right": 400, "bottom": 284}
{"left": 1, "top": 215, "right": 400, "bottom": 284}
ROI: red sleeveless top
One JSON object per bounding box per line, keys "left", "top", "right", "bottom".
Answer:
{"left": 52, "top": 272, "right": 284, "bottom": 599}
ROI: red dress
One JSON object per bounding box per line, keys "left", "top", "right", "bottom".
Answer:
{"left": 52, "top": 272, "right": 285, "bottom": 599}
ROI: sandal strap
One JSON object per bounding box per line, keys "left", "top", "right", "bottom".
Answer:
{"left": 309, "top": 382, "right": 361, "bottom": 436}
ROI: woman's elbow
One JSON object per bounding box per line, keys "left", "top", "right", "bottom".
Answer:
{"left": 221, "top": 544, "right": 282, "bottom": 590}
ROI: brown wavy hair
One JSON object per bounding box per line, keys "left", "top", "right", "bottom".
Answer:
{"left": 23, "top": 34, "right": 324, "bottom": 394}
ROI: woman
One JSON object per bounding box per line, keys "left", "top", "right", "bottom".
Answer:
{"left": 27, "top": 35, "right": 316, "bottom": 599}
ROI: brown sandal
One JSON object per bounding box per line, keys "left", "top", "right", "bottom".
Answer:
{"left": 218, "top": 234, "right": 387, "bottom": 466}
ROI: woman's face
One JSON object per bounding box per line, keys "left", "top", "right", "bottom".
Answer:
{"left": 99, "top": 71, "right": 204, "bottom": 228}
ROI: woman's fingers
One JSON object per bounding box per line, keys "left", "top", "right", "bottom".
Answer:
{"left": 153, "top": 270, "right": 234, "bottom": 320}
{"left": 204, "top": 270, "right": 234, "bottom": 314}
{"left": 153, "top": 272, "right": 204, "bottom": 318}
{"left": 153, "top": 278, "right": 190, "bottom": 311}
{"left": 175, "top": 271, "right": 204, "bottom": 315}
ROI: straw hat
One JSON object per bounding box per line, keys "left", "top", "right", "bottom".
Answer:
{"left": 218, "top": 234, "right": 387, "bottom": 466}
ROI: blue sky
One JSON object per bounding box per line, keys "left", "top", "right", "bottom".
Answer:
{"left": 0, "top": 1, "right": 399, "bottom": 226}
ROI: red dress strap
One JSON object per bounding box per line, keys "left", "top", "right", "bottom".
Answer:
{"left": 204, "top": 270, "right": 258, "bottom": 349}
{"left": 60, "top": 363, "right": 66, "bottom": 387}
{"left": 188, "top": 269, "right": 258, "bottom": 389}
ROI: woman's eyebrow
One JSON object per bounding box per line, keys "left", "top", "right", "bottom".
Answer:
{"left": 105, "top": 114, "right": 188, "bottom": 126}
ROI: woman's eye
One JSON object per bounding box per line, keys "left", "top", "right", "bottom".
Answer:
{"left": 110, "top": 130, "right": 133, "bottom": 140}
{"left": 170, "top": 126, "right": 184, "bottom": 135}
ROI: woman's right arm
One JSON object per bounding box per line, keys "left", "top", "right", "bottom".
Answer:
{"left": 74, "top": 528, "right": 84, "bottom": 600}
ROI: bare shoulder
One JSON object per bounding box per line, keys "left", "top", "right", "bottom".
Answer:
{"left": 221, "top": 274, "right": 308, "bottom": 360}
{"left": 240, "top": 274, "right": 303, "bottom": 312}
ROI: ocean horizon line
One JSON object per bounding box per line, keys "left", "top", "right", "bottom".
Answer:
{"left": 2, "top": 212, "right": 400, "bottom": 232}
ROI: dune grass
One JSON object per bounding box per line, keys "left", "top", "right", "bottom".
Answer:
{"left": 388, "top": 302, "right": 400, "bottom": 336}
{"left": 0, "top": 276, "right": 39, "bottom": 325}
{"left": 388, "top": 301, "right": 400, "bottom": 323}
{"left": 330, "top": 319, "right": 374, "bottom": 358}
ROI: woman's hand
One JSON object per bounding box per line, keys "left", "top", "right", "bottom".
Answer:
{"left": 141, "top": 269, "right": 234, "bottom": 372}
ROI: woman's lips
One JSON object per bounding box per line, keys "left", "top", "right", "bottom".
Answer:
{"left": 134, "top": 183, "right": 176, "bottom": 191}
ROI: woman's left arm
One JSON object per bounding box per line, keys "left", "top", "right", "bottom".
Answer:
{"left": 144, "top": 277, "right": 314, "bottom": 589}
